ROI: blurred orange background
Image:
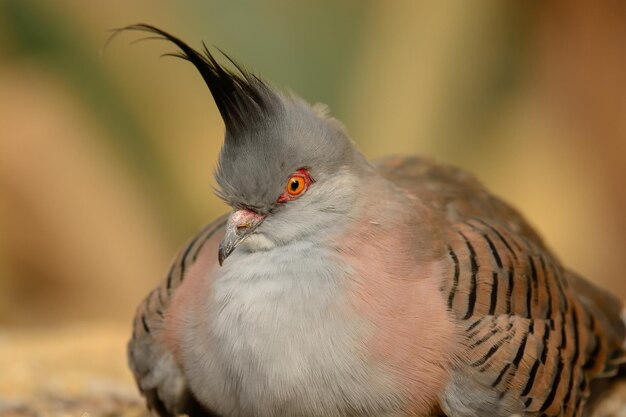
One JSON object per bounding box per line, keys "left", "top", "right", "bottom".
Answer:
{"left": 0, "top": 0, "right": 625, "bottom": 412}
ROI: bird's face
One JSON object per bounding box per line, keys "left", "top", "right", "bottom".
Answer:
{"left": 216, "top": 97, "right": 365, "bottom": 264}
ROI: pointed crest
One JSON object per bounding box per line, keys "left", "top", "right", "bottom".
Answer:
{"left": 114, "top": 24, "right": 275, "bottom": 135}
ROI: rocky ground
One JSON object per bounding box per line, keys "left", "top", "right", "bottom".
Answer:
{"left": 0, "top": 323, "right": 625, "bottom": 417}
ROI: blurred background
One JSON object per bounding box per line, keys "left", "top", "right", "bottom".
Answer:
{"left": 1, "top": 0, "right": 625, "bottom": 415}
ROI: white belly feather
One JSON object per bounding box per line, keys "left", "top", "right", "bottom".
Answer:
{"left": 179, "top": 240, "right": 403, "bottom": 417}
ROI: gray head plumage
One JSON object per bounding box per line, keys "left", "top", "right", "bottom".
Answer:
{"left": 120, "top": 24, "right": 361, "bottom": 214}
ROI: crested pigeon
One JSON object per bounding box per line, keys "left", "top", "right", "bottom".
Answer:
{"left": 123, "top": 24, "right": 626, "bottom": 417}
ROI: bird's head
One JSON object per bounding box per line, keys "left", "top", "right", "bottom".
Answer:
{"left": 124, "top": 25, "right": 371, "bottom": 265}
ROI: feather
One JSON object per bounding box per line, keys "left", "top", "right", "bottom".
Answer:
{"left": 113, "top": 23, "right": 275, "bottom": 136}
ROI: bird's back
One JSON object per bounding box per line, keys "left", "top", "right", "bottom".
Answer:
{"left": 375, "top": 155, "right": 544, "bottom": 246}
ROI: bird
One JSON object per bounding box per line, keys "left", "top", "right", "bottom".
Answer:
{"left": 122, "top": 24, "right": 626, "bottom": 417}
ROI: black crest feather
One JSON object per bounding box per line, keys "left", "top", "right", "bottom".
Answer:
{"left": 113, "top": 23, "right": 274, "bottom": 135}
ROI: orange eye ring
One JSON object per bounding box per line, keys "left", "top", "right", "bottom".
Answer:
{"left": 277, "top": 168, "right": 312, "bottom": 203}
{"left": 286, "top": 175, "right": 306, "bottom": 196}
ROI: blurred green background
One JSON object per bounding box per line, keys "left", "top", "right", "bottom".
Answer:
{"left": 1, "top": 0, "right": 625, "bottom": 412}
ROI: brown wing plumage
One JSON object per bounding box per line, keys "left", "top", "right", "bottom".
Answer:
{"left": 376, "top": 155, "right": 625, "bottom": 417}
{"left": 128, "top": 216, "right": 227, "bottom": 417}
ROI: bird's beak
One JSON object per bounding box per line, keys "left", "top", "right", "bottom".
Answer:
{"left": 218, "top": 208, "right": 266, "bottom": 266}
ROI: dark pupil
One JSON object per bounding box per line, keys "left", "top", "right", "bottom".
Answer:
{"left": 290, "top": 179, "right": 300, "bottom": 191}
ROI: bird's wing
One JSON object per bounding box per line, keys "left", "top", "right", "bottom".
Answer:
{"left": 375, "top": 156, "right": 625, "bottom": 417}
{"left": 128, "top": 215, "right": 227, "bottom": 417}
{"left": 442, "top": 221, "right": 625, "bottom": 417}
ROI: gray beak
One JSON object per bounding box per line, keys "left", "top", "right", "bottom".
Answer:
{"left": 218, "top": 209, "right": 266, "bottom": 266}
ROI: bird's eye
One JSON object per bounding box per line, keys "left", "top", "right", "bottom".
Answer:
{"left": 287, "top": 176, "right": 306, "bottom": 196}
{"left": 277, "top": 168, "right": 312, "bottom": 203}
